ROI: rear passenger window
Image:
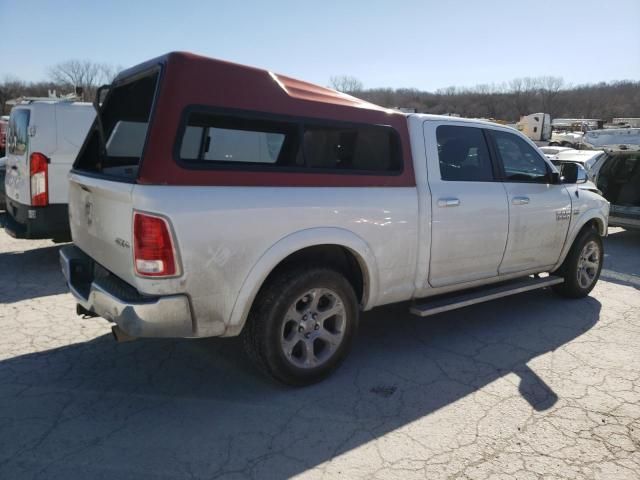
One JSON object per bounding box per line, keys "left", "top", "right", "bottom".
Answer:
{"left": 436, "top": 125, "right": 494, "bottom": 181}
{"left": 302, "top": 125, "right": 401, "bottom": 172}
{"left": 179, "top": 112, "right": 301, "bottom": 166}
{"left": 492, "top": 130, "right": 549, "bottom": 183}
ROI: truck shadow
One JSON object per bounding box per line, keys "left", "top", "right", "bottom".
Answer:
{"left": 0, "top": 243, "right": 69, "bottom": 303}
{"left": 0, "top": 291, "right": 601, "bottom": 479}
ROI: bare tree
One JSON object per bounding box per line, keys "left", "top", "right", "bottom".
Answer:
{"left": 509, "top": 77, "right": 538, "bottom": 117}
{"left": 48, "top": 60, "right": 114, "bottom": 101}
{"left": 329, "top": 75, "right": 364, "bottom": 93}
{"left": 538, "top": 76, "right": 564, "bottom": 115}
{"left": 0, "top": 76, "right": 26, "bottom": 115}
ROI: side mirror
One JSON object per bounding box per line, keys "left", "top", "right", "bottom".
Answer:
{"left": 549, "top": 171, "right": 562, "bottom": 184}
{"left": 561, "top": 162, "right": 579, "bottom": 184}
{"left": 576, "top": 165, "right": 588, "bottom": 184}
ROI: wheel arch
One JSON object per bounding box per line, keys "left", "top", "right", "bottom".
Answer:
{"left": 552, "top": 210, "right": 607, "bottom": 272}
{"left": 224, "top": 227, "right": 379, "bottom": 336}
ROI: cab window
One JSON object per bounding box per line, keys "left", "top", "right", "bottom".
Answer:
{"left": 436, "top": 125, "right": 494, "bottom": 181}
{"left": 492, "top": 131, "right": 549, "bottom": 183}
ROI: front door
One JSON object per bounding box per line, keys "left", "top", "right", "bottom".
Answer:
{"left": 489, "top": 129, "right": 572, "bottom": 274}
{"left": 425, "top": 122, "right": 509, "bottom": 288}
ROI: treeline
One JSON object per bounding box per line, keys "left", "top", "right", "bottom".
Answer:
{"left": 0, "top": 60, "right": 118, "bottom": 115}
{"left": 3, "top": 67, "right": 639, "bottom": 122}
{"left": 334, "top": 76, "right": 640, "bottom": 122}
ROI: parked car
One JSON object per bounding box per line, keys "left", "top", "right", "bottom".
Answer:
{"left": 554, "top": 149, "right": 605, "bottom": 172}
{"left": 538, "top": 146, "right": 574, "bottom": 159}
{"left": 0, "top": 156, "right": 6, "bottom": 209}
{"left": 584, "top": 129, "right": 640, "bottom": 230}
{"left": 60, "top": 52, "right": 609, "bottom": 385}
{"left": 3, "top": 99, "right": 95, "bottom": 240}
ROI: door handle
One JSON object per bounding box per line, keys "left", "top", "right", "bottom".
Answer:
{"left": 512, "top": 196, "right": 530, "bottom": 205}
{"left": 437, "top": 197, "right": 460, "bottom": 207}
{"left": 10, "top": 165, "right": 17, "bottom": 170}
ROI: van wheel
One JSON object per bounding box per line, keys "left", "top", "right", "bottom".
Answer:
{"left": 242, "top": 267, "right": 359, "bottom": 386}
{"left": 552, "top": 227, "right": 603, "bottom": 298}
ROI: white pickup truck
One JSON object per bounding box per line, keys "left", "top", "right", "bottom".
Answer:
{"left": 60, "top": 52, "right": 610, "bottom": 385}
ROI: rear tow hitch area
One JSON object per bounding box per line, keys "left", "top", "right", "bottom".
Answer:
{"left": 76, "top": 304, "right": 98, "bottom": 318}
{"left": 111, "top": 325, "right": 137, "bottom": 343}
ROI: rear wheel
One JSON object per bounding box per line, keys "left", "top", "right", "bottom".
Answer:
{"left": 553, "top": 227, "right": 603, "bottom": 298}
{"left": 242, "top": 267, "right": 358, "bottom": 386}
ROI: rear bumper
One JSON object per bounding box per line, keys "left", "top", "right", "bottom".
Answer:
{"left": 60, "top": 245, "right": 195, "bottom": 338}
{"left": 4, "top": 196, "right": 70, "bottom": 239}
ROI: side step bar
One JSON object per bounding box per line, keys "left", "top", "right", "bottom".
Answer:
{"left": 410, "top": 275, "right": 564, "bottom": 317}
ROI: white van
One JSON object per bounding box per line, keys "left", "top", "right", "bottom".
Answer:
{"left": 4, "top": 99, "right": 95, "bottom": 240}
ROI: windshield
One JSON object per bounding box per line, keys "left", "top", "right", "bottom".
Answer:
{"left": 75, "top": 70, "right": 160, "bottom": 178}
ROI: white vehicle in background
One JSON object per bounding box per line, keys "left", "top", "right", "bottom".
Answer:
{"left": 554, "top": 149, "right": 606, "bottom": 172}
{"left": 538, "top": 146, "right": 574, "bottom": 159}
{"left": 586, "top": 129, "right": 640, "bottom": 230}
{"left": 549, "top": 130, "right": 585, "bottom": 148}
{"left": 4, "top": 98, "right": 95, "bottom": 240}
{"left": 610, "top": 118, "right": 640, "bottom": 129}
{"left": 516, "top": 113, "right": 551, "bottom": 142}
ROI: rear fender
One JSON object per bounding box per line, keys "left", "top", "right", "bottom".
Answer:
{"left": 224, "top": 227, "right": 378, "bottom": 336}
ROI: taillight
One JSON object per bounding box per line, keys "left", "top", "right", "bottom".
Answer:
{"left": 30, "top": 152, "right": 49, "bottom": 206}
{"left": 133, "top": 212, "right": 179, "bottom": 277}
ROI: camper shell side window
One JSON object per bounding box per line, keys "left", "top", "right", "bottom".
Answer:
{"left": 175, "top": 108, "right": 403, "bottom": 176}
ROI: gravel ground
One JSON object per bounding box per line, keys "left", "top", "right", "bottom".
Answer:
{"left": 0, "top": 222, "right": 638, "bottom": 480}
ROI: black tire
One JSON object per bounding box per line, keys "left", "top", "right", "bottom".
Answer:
{"left": 552, "top": 227, "right": 603, "bottom": 298}
{"left": 242, "top": 267, "right": 359, "bottom": 386}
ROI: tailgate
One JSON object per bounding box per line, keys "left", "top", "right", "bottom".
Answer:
{"left": 68, "top": 172, "right": 136, "bottom": 285}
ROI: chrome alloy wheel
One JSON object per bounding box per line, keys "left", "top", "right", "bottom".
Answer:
{"left": 280, "top": 288, "right": 346, "bottom": 369}
{"left": 576, "top": 240, "right": 600, "bottom": 289}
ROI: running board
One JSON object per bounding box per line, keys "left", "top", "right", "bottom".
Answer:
{"left": 410, "top": 275, "right": 564, "bottom": 317}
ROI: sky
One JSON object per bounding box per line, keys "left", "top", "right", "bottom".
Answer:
{"left": 1, "top": 0, "right": 639, "bottom": 91}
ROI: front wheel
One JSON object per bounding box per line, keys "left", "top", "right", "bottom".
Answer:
{"left": 552, "top": 228, "right": 603, "bottom": 298}
{"left": 242, "top": 267, "right": 359, "bottom": 386}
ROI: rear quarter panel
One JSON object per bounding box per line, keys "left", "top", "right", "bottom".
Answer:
{"left": 131, "top": 185, "right": 419, "bottom": 336}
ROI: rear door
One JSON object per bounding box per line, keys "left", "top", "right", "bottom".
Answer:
{"left": 425, "top": 121, "right": 509, "bottom": 287}
{"left": 489, "top": 129, "right": 572, "bottom": 274}
{"left": 4, "top": 108, "right": 31, "bottom": 205}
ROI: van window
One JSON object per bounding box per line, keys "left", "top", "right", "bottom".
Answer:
{"left": 179, "top": 113, "right": 298, "bottom": 166}
{"left": 436, "top": 125, "right": 494, "bottom": 181}
{"left": 75, "top": 71, "right": 159, "bottom": 177}
{"left": 8, "top": 109, "right": 30, "bottom": 156}
{"left": 302, "top": 125, "right": 401, "bottom": 172}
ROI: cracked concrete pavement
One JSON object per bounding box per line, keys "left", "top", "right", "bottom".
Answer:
{"left": 0, "top": 224, "right": 638, "bottom": 479}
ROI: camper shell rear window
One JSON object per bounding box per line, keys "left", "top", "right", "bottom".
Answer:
{"left": 74, "top": 69, "right": 160, "bottom": 179}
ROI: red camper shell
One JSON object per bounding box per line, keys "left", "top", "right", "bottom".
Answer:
{"left": 76, "top": 52, "right": 415, "bottom": 188}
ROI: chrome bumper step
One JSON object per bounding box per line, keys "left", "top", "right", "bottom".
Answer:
{"left": 410, "top": 275, "right": 564, "bottom": 317}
